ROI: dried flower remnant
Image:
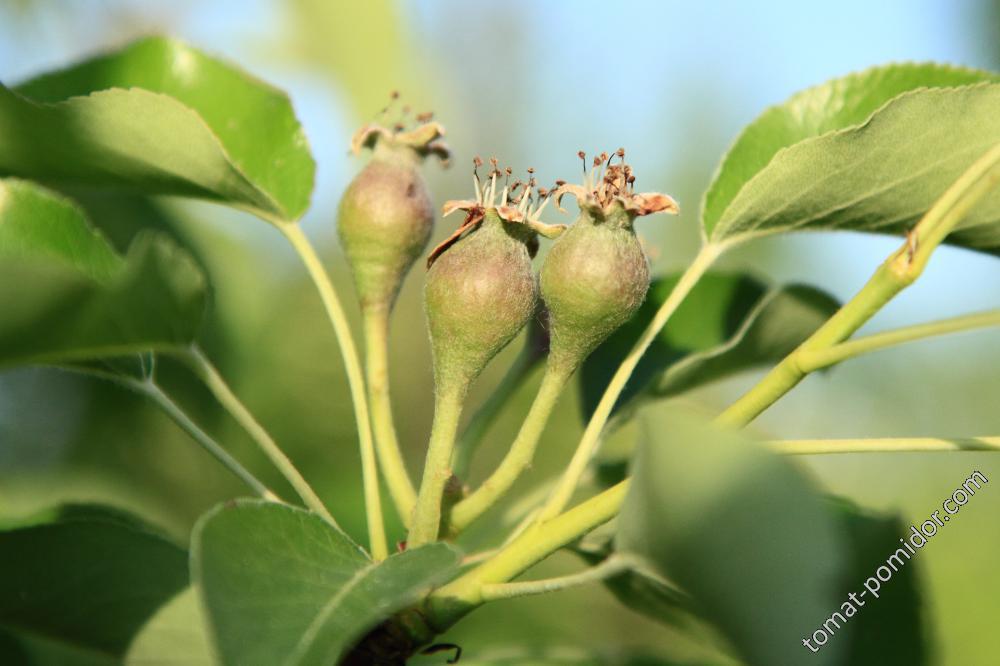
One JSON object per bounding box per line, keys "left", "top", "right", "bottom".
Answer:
{"left": 428, "top": 157, "right": 566, "bottom": 268}
{"left": 542, "top": 149, "right": 680, "bottom": 371}
{"left": 553, "top": 148, "right": 679, "bottom": 221}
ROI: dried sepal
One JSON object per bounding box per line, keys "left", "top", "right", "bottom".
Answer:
{"left": 555, "top": 149, "right": 679, "bottom": 221}
{"left": 350, "top": 93, "right": 450, "bottom": 163}
{"left": 427, "top": 159, "right": 561, "bottom": 267}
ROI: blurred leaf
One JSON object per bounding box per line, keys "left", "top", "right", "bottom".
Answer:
{"left": 125, "top": 588, "right": 213, "bottom": 665}
{"left": 192, "top": 499, "right": 461, "bottom": 665}
{"left": 1, "top": 36, "right": 314, "bottom": 223}
{"left": 571, "top": 537, "right": 692, "bottom": 629}
{"left": 288, "top": 0, "right": 418, "bottom": 119}
{"left": 827, "top": 497, "right": 927, "bottom": 666}
{"left": 0, "top": 179, "right": 206, "bottom": 367}
{"left": 0, "top": 627, "right": 117, "bottom": 666}
{"left": 0, "top": 504, "right": 189, "bottom": 659}
{"left": 618, "top": 409, "right": 849, "bottom": 666}
{"left": 703, "top": 63, "right": 1000, "bottom": 253}
{"left": 453, "top": 651, "right": 717, "bottom": 666}
{"left": 580, "top": 272, "right": 839, "bottom": 422}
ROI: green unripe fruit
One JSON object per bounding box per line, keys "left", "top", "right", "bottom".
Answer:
{"left": 338, "top": 155, "right": 434, "bottom": 309}
{"left": 337, "top": 117, "right": 449, "bottom": 310}
{"left": 540, "top": 149, "right": 678, "bottom": 371}
{"left": 425, "top": 210, "right": 538, "bottom": 393}
{"left": 541, "top": 207, "right": 649, "bottom": 372}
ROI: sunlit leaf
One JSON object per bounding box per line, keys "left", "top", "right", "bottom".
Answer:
{"left": 703, "top": 63, "right": 1000, "bottom": 252}
{"left": 193, "top": 499, "right": 461, "bottom": 665}
{"left": 0, "top": 36, "right": 314, "bottom": 223}
{"left": 125, "top": 588, "right": 214, "bottom": 666}
{"left": 0, "top": 179, "right": 206, "bottom": 367}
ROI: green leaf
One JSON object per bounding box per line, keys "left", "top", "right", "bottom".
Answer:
{"left": 0, "top": 504, "right": 189, "bottom": 659}
{"left": 580, "top": 272, "right": 839, "bottom": 422}
{"left": 450, "top": 651, "right": 715, "bottom": 665}
{"left": 192, "top": 499, "right": 461, "bottom": 666}
{"left": 0, "top": 36, "right": 314, "bottom": 223}
{"left": 125, "top": 588, "right": 214, "bottom": 666}
{"left": 703, "top": 63, "right": 1000, "bottom": 252}
{"left": 0, "top": 627, "right": 117, "bottom": 666}
{"left": 0, "top": 179, "right": 206, "bottom": 367}
{"left": 827, "top": 498, "right": 927, "bottom": 666}
{"left": 618, "top": 410, "right": 850, "bottom": 666}
{"left": 571, "top": 536, "right": 692, "bottom": 629}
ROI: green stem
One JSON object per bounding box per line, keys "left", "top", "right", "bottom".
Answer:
{"left": 131, "top": 378, "right": 277, "bottom": 501}
{"left": 770, "top": 436, "right": 1000, "bottom": 455}
{"left": 797, "top": 309, "right": 1000, "bottom": 372}
{"left": 426, "top": 481, "right": 628, "bottom": 628}
{"left": 535, "top": 244, "right": 721, "bottom": 522}
{"left": 60, "top": 364, "right": 276, "bottom": 500}
{"left": 452, "top": 342, "right": 540, "bottom": 479}
{"left": 363, "top": 306, "right": 417, "bottom": 526}
{"left": 409, "top": 384, "right": 466, "bottom": 546}
{"left": 718, "top": 141, "right": 1000, "bottom": 429}
{"left": 181, "top": 346, "right": 336, "bottom": 525}
{"left": 425, "top": 142, "right": 1000, "bottom": 635}
{"left": 479, "top": 555, "right": 630, "bottom": 602}
{"left": 280, "top": 223, "right": 388, "bottom": 560}
{"left": 449, "top": 365, "right": 571, "bottom": 532}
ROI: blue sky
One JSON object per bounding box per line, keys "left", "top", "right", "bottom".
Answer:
{"left": 1, "top": 0, "right": 997, "bottom": 324}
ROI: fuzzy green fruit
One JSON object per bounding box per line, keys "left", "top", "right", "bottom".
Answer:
{"left": 338, "top": 156, "right": 434, "bottom": 309}
{"left": 541, "top": 208, "right": 649, "bottom": 372}
{"left": 425, "top": 210, "right": 538, "bottom": 393}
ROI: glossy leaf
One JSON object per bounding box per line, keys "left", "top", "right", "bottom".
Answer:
{"left": 580, "top": 272, "right": 839, "bottom": 422}
{"left": 0, "top": 36, "right": 314, "bottom": 223}
{"left": 0, "top": 179, "right": 206, "bottom": 367}
{"left": 192, "top": 499, "right": 461, "bottom": 666}
{"left": 125, "top": 588, "right": 214, "bottom": 666}
{"left": 618, "top": 410, "right": 850, "bottom": 666}
{"left": 0, "top": 504, "right": 189, "bottom": 659}
{"left": 703, "top": 63, "right": 1000, "bottom": 252}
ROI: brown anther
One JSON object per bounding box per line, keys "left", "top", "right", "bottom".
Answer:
{"left": 489, "top": 156, "right": 499, "bottom": 168}
{"left": 555, "top": 179, "right": 566, "bottom": 186}
{"left": 526, "top": 167, "right": 535, "bottom": 174}
{"left": 473, "top": 156, "right": 483, "bottom": 168}
{"left": 505, "top": 166, "right": 513, "bottom": 176}
{"left": 390, "top": 90, "right": 400, "bottom": 100}
{"left": 593, "top": 155, "right": 602, "bottom": 167}
{"left": 616, "top": 147, "right": 625, "bottom": 158}
{"left": 537, "top": 187, "right": 549, "bottom": 197}
{"left": 393, "top": 122, "right": 405, "bottom": 132}
{"left": 416, "top": 111, "right": 434, "bottom": 123}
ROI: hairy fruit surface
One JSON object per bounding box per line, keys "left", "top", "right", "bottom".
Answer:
{"left": 542, "top": 150, "right": 679, "bottom": 371}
